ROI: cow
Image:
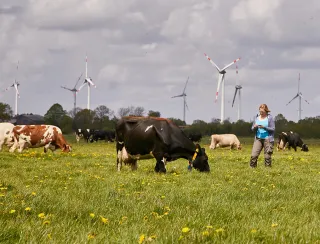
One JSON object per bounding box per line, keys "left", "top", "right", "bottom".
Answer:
{"left": 9, "top": 125, "right": 72, "bottom": 153}
{"left": 186, "top": 132, "right": 202, "bottom": 143}
{"left": 75, "top": 128, "right": 94, "bottom": 143}
{"left": 90, "top": 130, "right": 115, "bottom": 143}
{"left": 116, "top": 116, "right": 210, "bottom": 173}
{"left": 0, "top": 122, "right": 15, "bottom": 151}
{"left": 209, "top": 134, "right": 242, "bottom": 150}
{"left": 277, "top": 131, "right": 308, "bottom": 152}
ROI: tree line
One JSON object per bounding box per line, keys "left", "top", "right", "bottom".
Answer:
{"left": 0, "top": 102, "right": 319, "bottom": 138}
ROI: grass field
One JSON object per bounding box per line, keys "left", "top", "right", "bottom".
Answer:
{"left": 1, "top": 135, "right": 320, "bottom": 243}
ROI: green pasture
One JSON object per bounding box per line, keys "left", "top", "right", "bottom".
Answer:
{"left": 0, "top": 136, "right": 320, "bottom": 243}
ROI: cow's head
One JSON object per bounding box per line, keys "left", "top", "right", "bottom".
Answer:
{"left": 238, "top": 144, "right": 242, "bottom": 150}
{"left": 63, "top": 144, "right": 72, "bottom": 152}
{"left": 191, "top": 144, "right": 210, "bottom": 172}
{"left": 301, "top": 144, "right": 309, "bottom": 152}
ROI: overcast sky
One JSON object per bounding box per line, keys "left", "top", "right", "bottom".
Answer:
{"left": 1, "top": 0, "right": 319, "bottom": 124}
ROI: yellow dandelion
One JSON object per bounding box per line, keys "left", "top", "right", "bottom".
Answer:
{"left": 138, "top": 234, "right": 145, "bottom": 244}
{"left": 251, "top": 229, "right": 257, "bottom": 233}
{"left": 182, "top": 227, "right": 190, "bottom": 233}
{"left": 206, "top": 225, "right": 213, "bottom": 229}
{"left": 88, "top": 233, "right": 96, "bottom": 240}
{"left": 202, "top": 230, "right": 210, "bottom": 236}
{"left": 271, "top": 223, "right": 278, "bottom": 228}
{"left": 100, "top": 216, "right": 108, "bottom": 224}
{"left": 38, "top": 213, "right": 45, "bottom": 218}
{"left": 9, "top": 209, "right": 16, "bottom": 214}
{"left": 47, "top": 233, "right": 52, "bottom": 239}
{"left": 31, "top": 192, "right": 36, "bottom": 196}
{"left": 215, "top": 228, "right": 224, "bottom": 233}
{"left": 89, "top": 213, "right": 95, "bottom": 218}
{"left": 160, "top": 195, "right": 165, "bottom": 199}
{"left": 43, "top": 220, "right": 50, "bottom": 225}
{"left": 25, "top": 207, "right": 31, "bottom": 211}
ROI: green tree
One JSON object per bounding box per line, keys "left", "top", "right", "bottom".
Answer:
{"left": 148, "top": 110, "right": 161, "bottom": 117}
{"left": 167, "top": 117, "right": 186, "bottom": 126}
{"left": 0, "top": 103, "right": 13, "bottom": 121}
{"left": 117, "top": 106, "right": 145, "bottom": 118}
{"left": 73, "top": 109, "right": 95, "bottom": 129}
{"left": 44, "top": 103, "right": 66, "bottom": 127}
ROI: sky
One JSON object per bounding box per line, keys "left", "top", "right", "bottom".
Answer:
{"left": 1, "top": 0, "right": 319, "bottom": 124}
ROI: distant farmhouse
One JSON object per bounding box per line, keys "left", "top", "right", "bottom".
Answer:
{"left": 11, "top": 114, "right": 45, "bottom": 125}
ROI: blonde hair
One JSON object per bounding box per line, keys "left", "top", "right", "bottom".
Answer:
{"left": 259, "top": 104, "right": 270, "bottom": 113}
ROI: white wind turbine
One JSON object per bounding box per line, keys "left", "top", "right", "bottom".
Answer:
{"left": 61, "top": 73, "right": 83, "bottom": 115}
{"left": 78, "top": 54, "right": 96, "bottom": 110}
{"left": 4, "top": 61, "right": 20, "bottom": 116}
{"left": 171, "top": 77, "right": 189, "bottom": 123}
{"left": 231, "top": 65, "right": 242, "bottom": 121}
{"left": 286, "top": 73, "right": 310, "bottom": 121}
{"left": 204, "top": 53, "right": 240, "bottom": 123}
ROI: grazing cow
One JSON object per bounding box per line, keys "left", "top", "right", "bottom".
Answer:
{"left": 0, "top": 122, "right": 15, "bottom": 151}
{"left": 186, "top": 132, "right": 202, "bottom": 143}
{"left": 10, "top": 125, "right": 72, "bottom": 153}
{"left": 75, "top": 128, "right": 94, "bottom": 143}
{"left": 277, "top": 131, "right": 308, "bottom": 152}
{"left": 90, "top": 130, "right": 115, "bottom": 143}
{"left": 116, "top": 116, "right": 210, "bottom": 173}
{"left": 209, "top": 134, "right": 242, "bottom": 150}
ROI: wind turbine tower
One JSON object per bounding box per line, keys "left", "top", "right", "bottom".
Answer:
{"left": 232, "top": 65, "right": 242, "bottom": 121}
{"left": 4, "top": 61, "right": 20, "bottom": 116}
{"left": 286, "top": 73, "right": 310, "bottom": 121}
{"left": 204, "top": 53, "right": 240, "bottom": 124}
{"left": 171, "top": 77, "right": 189, "bottom": 123}
{"left": 61, "top": 73, "right": 83, "bottom": 115}
{"left": 78, "top": 54, "right": 96, "bottom": 110}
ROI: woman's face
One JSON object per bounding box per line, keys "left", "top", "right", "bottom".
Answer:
{"left": 259, "top": 108, "right": 267, "bottom": 116}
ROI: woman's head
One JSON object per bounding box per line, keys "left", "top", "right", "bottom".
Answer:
{"left": 259, "top": 104, "right": 270, "bottom": 114}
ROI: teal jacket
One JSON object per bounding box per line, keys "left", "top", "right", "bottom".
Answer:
{"left": 251, "top": 114, "right": 275, "bottom": 142}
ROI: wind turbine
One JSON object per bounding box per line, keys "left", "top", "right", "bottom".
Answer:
{"left": 171, "top": 77, "right": 189, "bottom": 123}
{"left": 286, "top": 73, "right": 310, "bottom": 121}
{"left": 78, "top": 54, "right": 96, "bottom": 110}
{"left": 231, "top": 65, "right": 242, "bottom": 121}
{"left": 4, "top": 61, "right": 20, "bottom": 116}
{"left": 204, "top": 53, "right": 240, "bottom": 124}
{"left": 61, "top": 73, "right": 83, "bottom": 115}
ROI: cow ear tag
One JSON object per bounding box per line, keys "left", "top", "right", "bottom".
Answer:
{"left": 192, "top": 148, "right": 199, "bottom": 161}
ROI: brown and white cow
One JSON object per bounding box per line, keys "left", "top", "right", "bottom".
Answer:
{"left": 10, "top": 125, "right": 72, "bottom": 153}
{"left": 0, "top": 122, "right": 15, "bottom": 151}
{"left": 209, "top": 134, "right": 242, "bottom": 150}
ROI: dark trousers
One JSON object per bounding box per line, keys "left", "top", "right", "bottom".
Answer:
{"left": 250, "top": 138, "right": 274, "bottom": 167}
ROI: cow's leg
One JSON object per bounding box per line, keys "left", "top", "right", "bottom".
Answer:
{"left": 0, "top": 139, "right": 3, "bottom": 151}
{"left": 250, "top": 139, "right": 263, "bottom": 168}
{"left": 154, "top": 157, "right": 167, "bottom": 173}
{"left": 131, "top": 160, "right": 138, "bottom": 171}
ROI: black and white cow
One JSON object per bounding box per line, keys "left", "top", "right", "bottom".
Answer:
{"left": 90, "top": 130, "right": 115, "bottom": 143}
{"left": 277, "top": 131, "right": 309, "bottom": 152}
{"left": 186, "top": 132, "right": 202, "bottom": 143}
{"left": 75, "top": 129, "right": 94, "bottom": 143}
{"left": 116, "top": 116, "right": 210, "bottom": 173}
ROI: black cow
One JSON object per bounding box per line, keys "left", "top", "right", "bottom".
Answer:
{"left": 277, "top": 131, "right": 309, "bottom": 152}
{"left": 75, "top": 129, "right": 94, "bottom": 143}
{"left": 116, "top": 116, "right": 210, "bottom": 173}
{"left": 187, "top": 132, "right": 202, "bottom": 143}
{"left": 90, "top": 130, "right": 115, "bottom": 143}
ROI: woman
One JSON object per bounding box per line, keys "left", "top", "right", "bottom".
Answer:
{"left": 250, "top": 104, "right": 275, "bottom": 167}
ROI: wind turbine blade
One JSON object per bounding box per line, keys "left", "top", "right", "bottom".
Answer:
{"left": 185, "top": 100, "right": 189, "bottom": 111}
{"left": 299, "top": 94, "right": 310, "bottom": 104}
{"left": 3, "top": 84, "right": 14, "bottom": 92}
{"left": 232, "top": 88, "right": 238, "bottom": 107}
{"left": 215, "top": 74, "right": 223, "bottom": 102}
{"left": 221, "top": 57, "right": 241, "bottom": 71}
{"left": 14, "top": 84, "right": 20, "bottom": 98}
{"left": 86, "top": 78, "right": 96, "bottom": 88}
{"left": 61, "top": 86, "right": 73, "bottom": 91}
{"left": 286, "top": 94, "right": 299, "bottom": 105}
{"left": 204, "top": 53, "right": 221, "bottom": 72}
{"left": 74, "top": 73, "right": 83, "bottom": 89}
{"left": 77, "top": 82, "right": 87, "bottom": 92}
{"left": 182, "top": 76, "right": 189, "bottom": 94}
{"left": 171, "top": 94, "right": 183, "bottom": 98}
